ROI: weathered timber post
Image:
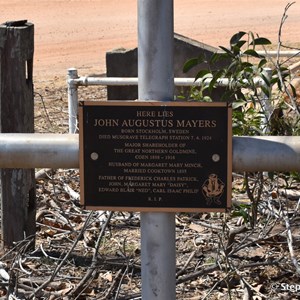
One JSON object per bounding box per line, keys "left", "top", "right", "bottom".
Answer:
{"left": 0, "top": 21, "right": 36, "bottom": 248}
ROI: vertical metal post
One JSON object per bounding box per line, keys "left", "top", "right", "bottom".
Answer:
{"left": 67, "top": 68, "right": 79, "bottom": 133}
{"left": 138, "top": 0, "right": 176, "bottom": 299}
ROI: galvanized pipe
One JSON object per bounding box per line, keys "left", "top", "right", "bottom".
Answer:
{"left": 67, "top": 68, "right": 79, "bottom": 134}
{"left": 69, "top": 76, "right": 139, "bottom": 86}
{"left": 233, "top": 136, "right": 300, "bottom": 172}
{"left": 0, "top": 134, "right": 299, "bottom": 171}
{"left": 256, "top": 50, "right": 300, "bottom": 57}
{"left": 68, "top": 75, "right": 266, "bottom": 87}
{"left": 0, "top": 134, "right": 79, "bottom": 169}
{"left": 138, "top": 0, "right": 176, "bottom": 299}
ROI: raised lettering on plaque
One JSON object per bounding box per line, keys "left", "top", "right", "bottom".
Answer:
{"left": 79, "top": 101, "right": 232, "bottom": 212}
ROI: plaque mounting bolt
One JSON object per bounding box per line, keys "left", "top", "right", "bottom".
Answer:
{"left": 212, "top": 154, "right": 220, "bottom": 162}
{"left": 91, "top": 152, "right": 99, "bottom": 160}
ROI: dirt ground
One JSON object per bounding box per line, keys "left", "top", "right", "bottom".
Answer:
{"left": 1, "top": 0, "right": 299, "bottom": 82}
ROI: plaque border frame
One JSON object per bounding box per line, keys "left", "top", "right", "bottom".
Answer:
{"left": 79, "top": 101, "right": 232, "bottom": 212}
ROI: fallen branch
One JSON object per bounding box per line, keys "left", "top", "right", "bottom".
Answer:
{"left": 35, "top": 168, "right": 54, "bottom": 180}
{"left": 176, "top": 264, "right": 219, "bottom": 285}
{"left": 225, "top": 225, "right": 248, "bottom": 255}
{"left": 28, "top": 211, "right": 94, "bottom": 299}
{"left": 282, "top": 210, "right": 300, "bottom": 274}
{"left": 70, "top": 211, "right": 113, "bottom": 297}
{"left": 176, "top": 251, "right": 196, "bottom": 277}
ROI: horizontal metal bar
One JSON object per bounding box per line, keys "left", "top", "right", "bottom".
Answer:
{"left": 233, "top": 136, "right": 300, "bottom": 172}
{"left": 0, "top": 134, "right": 299, "bottom": 171}
{"left": 0, "top": 134, "right": 78, "bottom": 169}
{"left": 72, "top": 76, "right": 139, "bottom": 86}
{"left": 256, "top": 50, "right": 300, "bottom": 57}
{"left": 68, "top": 76, "right": 266, "bottom": 87}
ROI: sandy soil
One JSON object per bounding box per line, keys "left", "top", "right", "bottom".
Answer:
{"left": 1, "top": 0, "right": 299, "bottom": 82}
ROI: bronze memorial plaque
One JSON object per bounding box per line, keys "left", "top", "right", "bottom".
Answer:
{"left": 79, "top": 101, "right": 232, "bottom": 212}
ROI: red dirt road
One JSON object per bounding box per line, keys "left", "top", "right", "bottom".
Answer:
{"left": 1, "top": 0, "right": 299, "bottom": 81}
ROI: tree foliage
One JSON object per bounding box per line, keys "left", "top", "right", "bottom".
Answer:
{"left": 183, "top": 30, "right": 300, "bottom": 136}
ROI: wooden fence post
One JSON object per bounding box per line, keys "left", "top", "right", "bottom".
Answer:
{"left": 0, "top": 21, "right": 36, "bottom": 248}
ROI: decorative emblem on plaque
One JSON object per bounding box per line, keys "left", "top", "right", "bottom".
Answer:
{"left": 202, "top": 174, "right": 225, "bottom": 205}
